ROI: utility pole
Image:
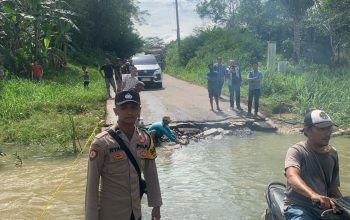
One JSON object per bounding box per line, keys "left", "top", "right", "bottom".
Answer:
{"left": 175, "top": 0, "right": 181, "bottom": 48}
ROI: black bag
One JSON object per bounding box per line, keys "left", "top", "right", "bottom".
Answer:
{"left": 108, "top": 129, "right": 147, "bottom": 198}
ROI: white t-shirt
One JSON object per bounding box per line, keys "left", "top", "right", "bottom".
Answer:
{"left": 122, "top": 74, "right": 139, "bottom": 91}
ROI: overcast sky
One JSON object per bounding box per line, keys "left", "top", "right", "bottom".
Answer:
{"left": 134, "top": 0, "right": 209, "bottom": 43}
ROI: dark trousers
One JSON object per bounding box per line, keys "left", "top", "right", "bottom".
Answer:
{"left": 229, "top": 85, "right": 241, "bottom": 108}
{"left": 218, "top": 79, "right": 225, "bottom": 97}
{"left": 248, "top": 89, "right": 260, "bottom": 114}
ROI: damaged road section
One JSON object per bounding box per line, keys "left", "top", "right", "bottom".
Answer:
{"left": 146, "top": 117, "right": 277, "bottom": 146}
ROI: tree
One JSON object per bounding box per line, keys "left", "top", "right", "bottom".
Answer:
{"left": 281, "top": 0, "right": 317, "bottom": 63}
{"left": 70, "top": 0, "right": 143, "bottom": 58}
{"left": 196, "top": 0, "right": 239, "bottom": 28}
{"left": 143, "top": 37, "right": 165, "bottom": 50}
{"left": 311, "top": 0, "right": 350, "bottom": 65}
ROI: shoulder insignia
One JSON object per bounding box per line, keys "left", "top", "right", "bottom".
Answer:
{"left": 138, "top": 134, "right": 146, "bottom": 144}
{"left": 146, "top": 135, "right": 157, "bottom": 160}
{"left": 137, "top": 129, "right": 157, "bottom": 160}
{"left": 89, "top": 149, "right": 98, "bottom": 161}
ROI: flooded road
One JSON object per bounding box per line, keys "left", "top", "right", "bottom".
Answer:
{"left": 1, "top": 133, "right": 349, "bottom": 220}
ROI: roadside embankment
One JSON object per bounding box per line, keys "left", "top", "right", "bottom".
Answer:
{"left": 0, "top": 63, "right": 105, "bottom": 155}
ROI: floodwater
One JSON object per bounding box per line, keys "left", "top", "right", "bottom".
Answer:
{"left": 0, "top": 132, "right": 349, "bottom": 220}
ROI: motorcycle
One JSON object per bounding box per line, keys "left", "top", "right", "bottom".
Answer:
{"left": 264, "top": 182, "right": 350, "bottom": 220}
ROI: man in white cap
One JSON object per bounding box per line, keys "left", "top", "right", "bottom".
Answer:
{"left": 283, "top": 109, "right": 342, "bottom": 219}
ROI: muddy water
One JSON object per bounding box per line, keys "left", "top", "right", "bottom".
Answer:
{"left": 0, "top": 133, "right": 349, "bottom": 220}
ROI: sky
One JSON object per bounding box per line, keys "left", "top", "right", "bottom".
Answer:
{"left": 134, "top": 0, "right": 209, "bottom": 43}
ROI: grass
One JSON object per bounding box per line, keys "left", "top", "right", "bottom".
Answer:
{"left": 262, "top": 69, "right": 350, "bottom": 127}
{"left": 0, "top": 62, "right": 106, "bottom": 155}
{"left": 165, "top": 63, "right": 350, "bottom": 128}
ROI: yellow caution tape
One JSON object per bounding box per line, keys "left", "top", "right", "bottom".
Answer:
{"left": 36, "top": 125, "right": 98, "bottom": 220}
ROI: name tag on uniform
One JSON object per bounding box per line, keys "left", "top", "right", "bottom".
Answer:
{"left": 110, "top": 146, "right": 122, "bottom": 153}
{"left": 112, "top": 152, "right": 125, "bottom": 161}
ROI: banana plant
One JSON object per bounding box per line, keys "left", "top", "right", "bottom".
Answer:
{"left": 0, "top": 0, "right": 77, "bottom": 72}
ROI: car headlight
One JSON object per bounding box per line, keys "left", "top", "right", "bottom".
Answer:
{"left": 154, "top": 69, "right": 161, "bottom": 75}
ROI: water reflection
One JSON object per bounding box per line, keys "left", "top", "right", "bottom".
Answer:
{"left": 0, "top": 133, "right": 349, "bottom": 220}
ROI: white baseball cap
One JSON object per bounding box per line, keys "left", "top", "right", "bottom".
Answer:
{"left": 304, "top": 110, "right": 337, "bottom": 128}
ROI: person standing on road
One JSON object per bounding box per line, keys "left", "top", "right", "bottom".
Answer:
{"left": 132, "top": 81, "right": 145, "bottom": 93}
{"left": 100, "top": 58, "right": 117, "bottom": 99}
{"left": 213, "top": 57, "right": 226, "bottom": 99}
{"left": 226, "top": 60, "right": 242, "bottom": 111}
{"left": 122, "top": 66, "right": 139, "bottom": 91}
{"left": 85, "top": 90, "right": 162, "bottom": 220}
{"left": 114, "top": 58, "right": 124, "bottom": 92}
{"left": 247, "top": 63, "right": 263, "bottom": 117}
{"left": 32, "top": 61, "right": 44, "bottom": 83}
{"left": 147, "top": 116, "right": 181, "bottom": 146}
{"left": 122, "top": 59, "right": 133, "bottom": 75}
{"left": 206, "top": 63, "right": 221, "bottom": 111}
{"left": 283, "top": 109, "right": 342, "bottom": 219}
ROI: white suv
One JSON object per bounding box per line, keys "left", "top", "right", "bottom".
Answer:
{"left": 132, "top": 54, "right": 163, "bottom": 88}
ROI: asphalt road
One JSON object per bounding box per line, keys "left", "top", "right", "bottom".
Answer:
{"left": 106, "top": 74, "right": 247, "bottom": 126}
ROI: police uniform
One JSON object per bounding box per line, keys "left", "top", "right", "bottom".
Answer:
{"left": 85, "top": 126, "right": 162, "bottom": 220}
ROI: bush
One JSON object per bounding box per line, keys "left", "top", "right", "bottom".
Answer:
{"left": 165, "top": 26, "right": 266, "bottom": 89}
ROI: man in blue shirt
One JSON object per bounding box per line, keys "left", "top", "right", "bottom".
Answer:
{"left": 207, "top": 63, "right": 221, "bottom": 111}
{"left": 247, "top": 63, "right": 263, "bottom": 117}
{"left": 147, "top": 116, "right": 180, "bottom": 145}
{"left": 213, "top": 57, "right": 226, "bottom": 99}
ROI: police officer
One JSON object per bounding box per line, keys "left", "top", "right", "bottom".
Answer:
{"left": 85, "top": 90, "right": 162, "bottom": 220}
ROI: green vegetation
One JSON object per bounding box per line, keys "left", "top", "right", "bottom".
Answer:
{"left": 1, "top": 0, "right": 349, "bottom": 159}
{"left": 0, "top": 0, "right": 143, "bottom": 156}
{"left": 195, "top": 0, "right": 350, "bottom": 66}
{"left": 0, "top": 0, "right": 143, "bottom": 76}
{"left": 262, "top": 68, "right": 350, "bottom": 127}
{"left": 164, "top": 0, "right": 350, "bottom": 127}
{"left": 0, "top": 63, "right": 105, "bottom": 154}
{"left": 165, "top": 27, "right": 350, "bottom": 128}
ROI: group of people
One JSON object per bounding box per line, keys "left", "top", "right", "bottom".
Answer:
{"left": 85, "top": 89, "right": 345, "bottom": 220}
{"left": 84, "top": 55, "right": 346, "bottom": 220}
{"left": 99, "top": 58, "right": 144, "bottom": 98}
{"left": 206, "top": 57, "right": 263, "bottom": 117}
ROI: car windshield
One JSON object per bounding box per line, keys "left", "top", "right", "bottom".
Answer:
{"left": 132, "top": 56, "right": 158, "bottom": 65}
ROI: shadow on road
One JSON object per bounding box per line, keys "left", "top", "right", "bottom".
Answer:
{"left": 213, "top": 110, "right": 231, "bottom": 118}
